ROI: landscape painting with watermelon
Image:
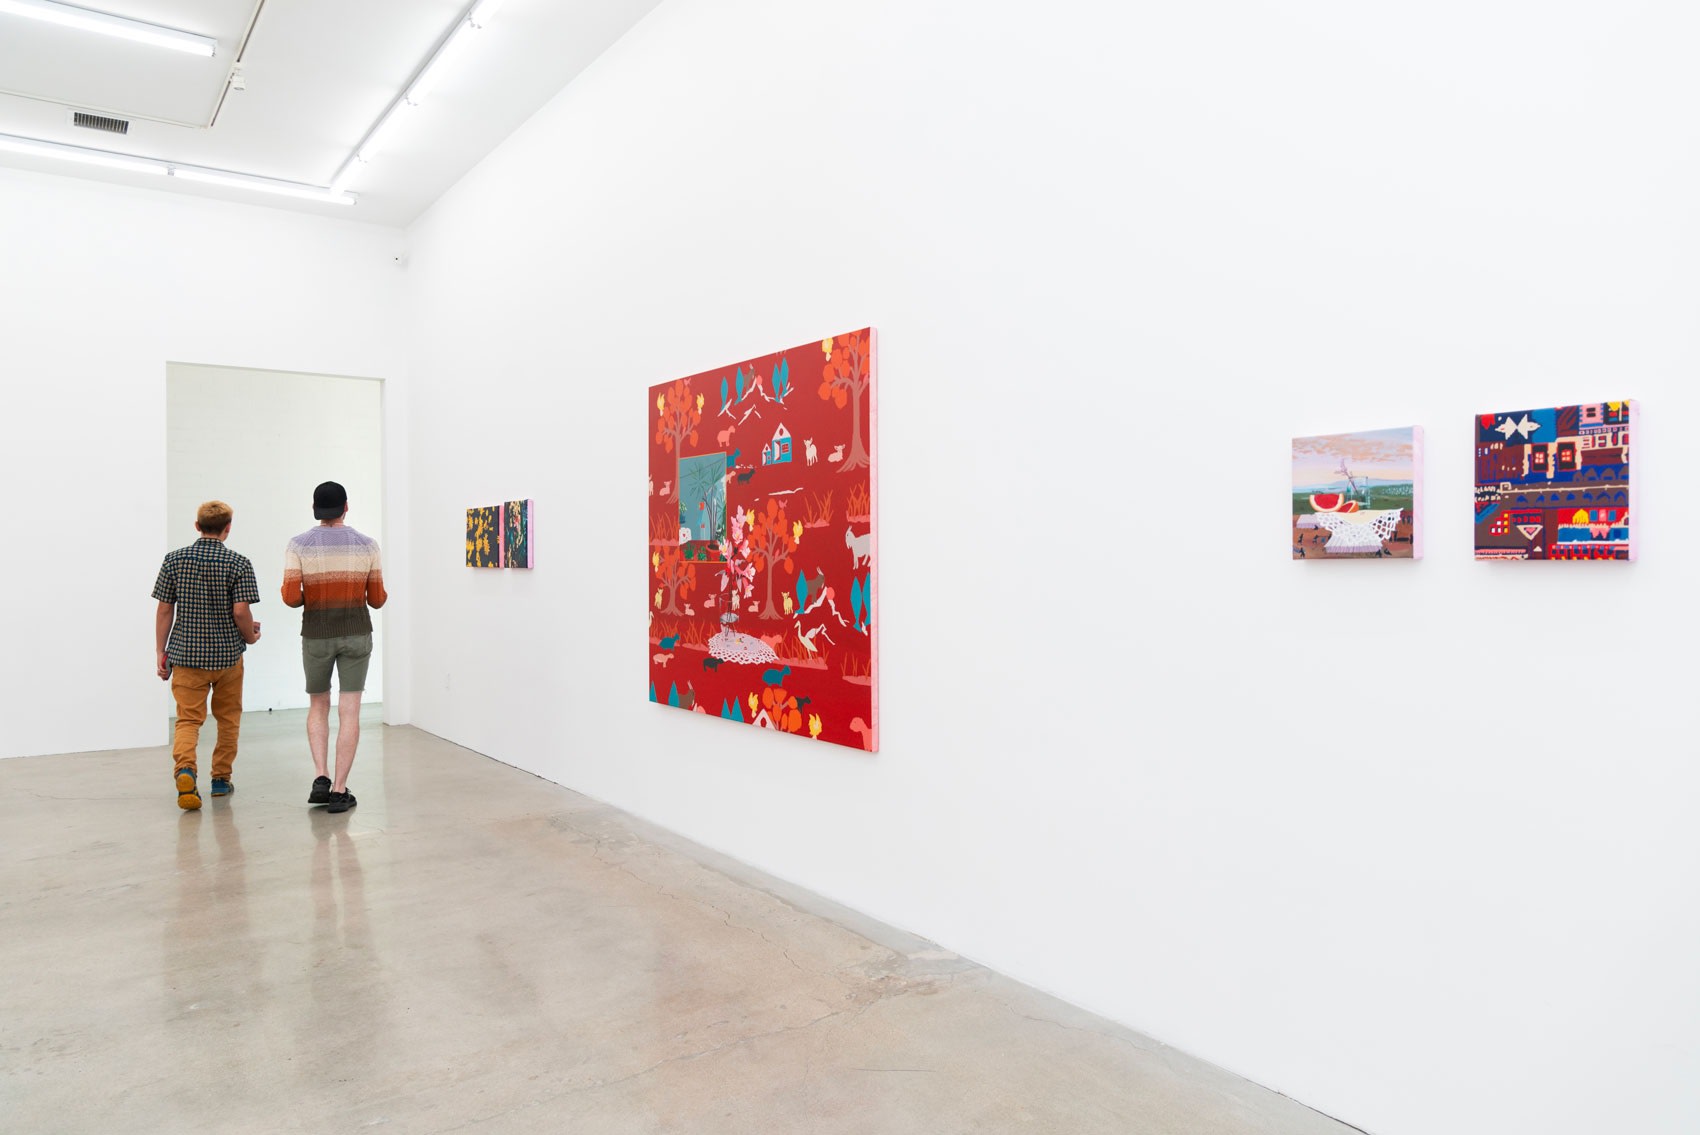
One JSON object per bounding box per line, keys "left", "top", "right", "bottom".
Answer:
{"left": 648, "top": 329, "right": 877, "bottom": 753}
{"left": 1292, "top": 427, "right": 1423, "bottom": 559}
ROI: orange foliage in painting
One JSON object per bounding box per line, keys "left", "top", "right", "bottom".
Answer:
{"left": 761, "top": 685, "right": 804, "bottom": 733}
{"left": 655, "top": 546, "right": 696, "bottom": 615}
{"left": 746, "top": 497, "right": 798, "bottom": 619}
{"left": 653, "top": 379, "right": 701, "bottom": 500}
{"left": 649, "top": 513, "right": 680, "bottom": 546}
{"left": 799, "top": 489, "right": 833, "bottom": 528}
{"left": 818, "top": 329, "right": 870, "bottom": 473}
{"left": 845, "top": 481, "right": 870, "bottom": 522}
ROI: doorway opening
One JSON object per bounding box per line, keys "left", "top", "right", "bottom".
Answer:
{"left": 164, "top": 363, "right": 385, "bottom": 715}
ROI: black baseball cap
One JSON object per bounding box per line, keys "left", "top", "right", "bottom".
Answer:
{"left": 312, "top": 481, "right": 348, "bottom": 519}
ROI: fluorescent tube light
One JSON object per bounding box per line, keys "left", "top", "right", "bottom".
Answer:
{"left": 355, "top": 100, "right": 414, "bottom": 164}
{"left": 405, "top": 22, "right": 477, "bottom": 106}
{"left": 0, "top": 0, "right": 216, "bottom": 57}
{"left": 329, "top": 0, "right": 507, "bottom": 190}
{"left": 0, "top": 132, "right": 164, "bottom": 174}
{"left": 468, "top": 0, "right": 506, "bottom": 28}
{"left": 0, "top": 132, "right": 355, "bottom": 204}
{"left": 170, "top": 167, "right": 354, "bottom": 205}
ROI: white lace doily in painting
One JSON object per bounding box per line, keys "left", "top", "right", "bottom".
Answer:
{"left": 708, "top": 630, "right": 779, "bottom": 665}
{"left": 1297, "top": 508, "right": 1402, "bottom": 555}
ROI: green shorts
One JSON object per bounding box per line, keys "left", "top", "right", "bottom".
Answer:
{"left": 302, "top": 634, "right": 373, "bottom": 695}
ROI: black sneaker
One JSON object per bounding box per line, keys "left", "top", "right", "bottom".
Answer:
{"left": 308, "top": 776, "right": 332, "bottom": 805}
{"left": 326, "top": 790, "right": 357, "bottom": 814}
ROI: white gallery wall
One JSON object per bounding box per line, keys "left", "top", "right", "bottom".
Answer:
{"left": 400, "top": 3, "right": 1699, "bottom": 1134}
{"left": 0, "top": 168, "right": 411, "bottom": 758}
{"left": 166, "top": 364, "right": 385, "bottom": 712}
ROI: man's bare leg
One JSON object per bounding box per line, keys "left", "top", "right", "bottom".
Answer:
{"left": 333, "top": 691, "right": 363, "bottom": 793}
{"left": 308, "top": 692, "right": 332, "bottom": 780}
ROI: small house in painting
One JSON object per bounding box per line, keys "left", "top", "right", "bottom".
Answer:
{"left": 761, "top": 423, "right": 793, "bottom": 466}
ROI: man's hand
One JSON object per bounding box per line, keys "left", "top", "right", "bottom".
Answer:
{"left": 233, "top": 602, "right": 260, "bottom": 645}
{"left": 157, "top": 652, "right": 171, "bottom": 681}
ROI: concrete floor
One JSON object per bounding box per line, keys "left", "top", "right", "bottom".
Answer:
{"left": 2, "top": 712, "right": 1361, "bottom": 1135}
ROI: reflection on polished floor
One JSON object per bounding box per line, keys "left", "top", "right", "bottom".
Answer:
{"left": 3, "top": 712, "right": 1358, "bottom": 1134}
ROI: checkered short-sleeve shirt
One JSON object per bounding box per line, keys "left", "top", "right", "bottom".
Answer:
{"left": 152, "top": 538, "right": 261, "bottom": 671}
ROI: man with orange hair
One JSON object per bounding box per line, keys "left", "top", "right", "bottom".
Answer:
{"left": 281, "top": 481, "right": 387, "bottom": 815}
{"left": 153, "top": 500, "right": 263, "bottom": 810}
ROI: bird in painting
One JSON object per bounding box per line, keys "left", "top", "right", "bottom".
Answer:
{"left": 808, "top": 714, "right": 822, "bottom": 739}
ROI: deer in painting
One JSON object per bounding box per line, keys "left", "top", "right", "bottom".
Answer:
{"left": 827, "top": 444, "right": 845, "bottom": 463}
{"left": 804, "top": 438, "right": 818, "bottom": 465}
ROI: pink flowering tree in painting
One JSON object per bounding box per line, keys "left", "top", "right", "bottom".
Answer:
{"left": 717, "top": 507, "right": 757, "bottom": 617}
{"left": 819, "top": 330, "right": 871, "bottom": 473}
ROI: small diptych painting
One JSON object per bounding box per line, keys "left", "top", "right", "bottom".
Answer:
{"left": 503, "top": 499, "right": 533, "bottom": 568}
{"left": 648, "top": 328, "right": 877, "bottom": 754}
{"left": 1474, "top": 401, "right": 1636, "bottom": 561}
{"left": 466, "top": 506, "right": 500, "bottom": 568}
{"left": 1292, "top": 427, "right": 1423, "bottom": 559}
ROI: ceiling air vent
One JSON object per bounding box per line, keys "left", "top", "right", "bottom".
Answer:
{"left": 71, "top": 111, "right": 130, "bottom": 136}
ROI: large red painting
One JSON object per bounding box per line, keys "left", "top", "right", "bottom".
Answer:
{"left": 648, "top": 329, "right": 877, "bottom": 753}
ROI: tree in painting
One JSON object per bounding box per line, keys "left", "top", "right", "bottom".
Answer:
{"left": 654, "top": 546, "right": 696, "bottom": 615}
{"left": 760, "top": 684, "right": 804, "bottom": 733}
{"left": 747, "top": 496, "right": 798, "bottom": 619}
{"left": 819, "top": 329, "right": 871, "bottom": 473}
{"left": 654, "top": 379, "right": 701, "bottom": 502}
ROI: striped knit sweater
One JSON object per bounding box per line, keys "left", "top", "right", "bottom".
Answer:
{"left": 282, "top": 525, "right": 388, "bottom": 638}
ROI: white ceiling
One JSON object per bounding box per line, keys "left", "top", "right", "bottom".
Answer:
{"left": 0, "top": 0, "right": 663, "bottom": 225}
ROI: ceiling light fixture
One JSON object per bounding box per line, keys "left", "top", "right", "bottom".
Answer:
{"left": 330, "top": 0, "right": 506, "bottom": 190}
{"left": 0, "top": 132, "right": 164, "bottom": 175}
{"left": 0, "top": 0, "right": 217, "bottom": 57}
{"left": 0, "top": 132, "right": 354, "bottom": 204}
{"left": 169, "top": 167, "right": 354, "bottom": 205}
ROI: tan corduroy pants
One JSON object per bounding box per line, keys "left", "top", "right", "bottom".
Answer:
{"left": 170, "top": 658, "right": 244, "bottom": 778}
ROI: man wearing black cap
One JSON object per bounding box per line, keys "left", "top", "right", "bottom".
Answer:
{"left": 281, "top": 481, "right": 388, "bottom": 814}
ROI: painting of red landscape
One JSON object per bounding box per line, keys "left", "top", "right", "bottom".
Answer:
{"left": 648, "top": 328, "right": 877, "bottom": 753}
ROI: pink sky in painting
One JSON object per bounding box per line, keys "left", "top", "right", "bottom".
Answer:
{"left": 1291, "top": 427, "right": 1416, "bottom": 488}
